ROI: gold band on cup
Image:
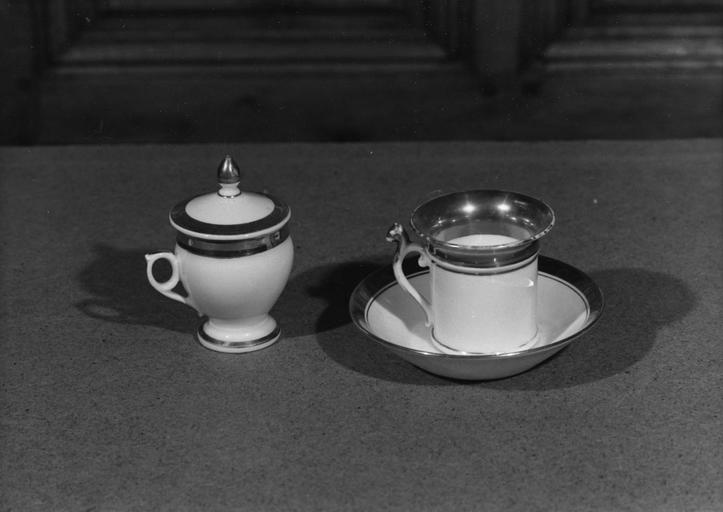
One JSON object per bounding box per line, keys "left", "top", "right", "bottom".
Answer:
{"left": 430, "top": 250, "right": 539, "bottom": 275}
{"left": 427, "top": 240, "right": 540, "bottom": 270}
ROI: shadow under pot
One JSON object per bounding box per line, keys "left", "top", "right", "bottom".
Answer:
{"left": 145, "top": 156, "right": 293, "bottom": 353}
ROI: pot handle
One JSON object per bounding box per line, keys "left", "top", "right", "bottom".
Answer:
{"left": 386, "top": 223, "right": 433, "bottom": 327}
{"left": 145, "top": 251, "right": 190, "bottom": 307}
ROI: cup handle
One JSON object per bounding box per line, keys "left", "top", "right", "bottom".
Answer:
{"left": 386, "top": 223, "right": 433, "bottom": 327}
{"left": 145, "top": 251, "right": 191, "bottom": 307}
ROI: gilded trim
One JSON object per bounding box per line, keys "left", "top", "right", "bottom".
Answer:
{"left": 197, "top": 324, "right": 281, "bottom": 349}
{"left": 170, "top": 193, "right": 289, "bottom": 237}
{"left": 177, "top": 225, "right": 289, "bottom": 258}
{"left": 426, "top": 239, "right": 540, "bottom": 269}
{"left": 430, "top": 252, "right": 538, "bottom": 275}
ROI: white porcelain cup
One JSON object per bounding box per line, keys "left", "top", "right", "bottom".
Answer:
{"left": 145, "top": 232, "right": 293, "bottom": 353}
{"left": 387, "top": 190, "right": 554, "bottom": 354}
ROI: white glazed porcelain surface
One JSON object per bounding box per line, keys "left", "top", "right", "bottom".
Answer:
{"left": 392, "top": 235, "right": 540, "bottom": 354}
{"left": 177, "top": 238, "right": 293, "bottom": 319}
{"left": 370, "top": 270, "right": 585, "bottom": 354}
{"left": 147, "top": 155, "right": 294, "bottom": 353}
{"left": 185, "top": 190, "right": 276, "bottom": 225}
{"left": 350, "top": 257, "right": 603, "bottom": 380}
{"left": 429, "top": 257, "right": 538, "bottom": 353}
{"left": 146, "top": 237, "right": 293, "bottom": 352}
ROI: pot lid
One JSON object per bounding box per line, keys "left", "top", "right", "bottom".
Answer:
{"left": 170, "top": 156, "right": 290, "bottom": 240}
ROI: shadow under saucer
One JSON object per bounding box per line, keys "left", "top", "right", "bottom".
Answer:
{"left": 478, "top": 266, "right": 696, "bottom": 389}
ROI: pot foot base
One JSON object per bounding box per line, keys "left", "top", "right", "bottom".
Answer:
{"left": 196, "top": 319, "right": 280, "bottom": 354}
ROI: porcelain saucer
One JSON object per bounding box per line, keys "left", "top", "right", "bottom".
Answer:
{"left": 349, "top": 256, "right": 603, "bottom": 380}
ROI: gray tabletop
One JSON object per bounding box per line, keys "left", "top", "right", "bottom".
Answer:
{"left": 1, "top": 140, "right": 721, "bottom": 511}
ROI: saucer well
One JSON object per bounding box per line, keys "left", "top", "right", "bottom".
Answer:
{"left": 349, "top": 256, "right": 603, "bottom": 380}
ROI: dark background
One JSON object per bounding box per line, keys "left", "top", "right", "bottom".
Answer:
{"left": 1, "top": 0, "right": 722, "bottom": 145}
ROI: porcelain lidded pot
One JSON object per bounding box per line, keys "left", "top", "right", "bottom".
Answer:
{"left": 145, "top": 155, "right": 293, "bottom": 353}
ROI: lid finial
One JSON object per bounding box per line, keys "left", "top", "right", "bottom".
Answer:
{"left": 217, "top": 155, "right": 241, "bottom": 197}
{"left": 218, "top": 155, "right": 241, "bottom": 184}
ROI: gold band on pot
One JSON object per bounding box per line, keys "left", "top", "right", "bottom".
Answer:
{"left": 177, "top": 225, "right": 290, "bottom": 258}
